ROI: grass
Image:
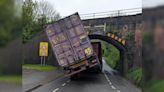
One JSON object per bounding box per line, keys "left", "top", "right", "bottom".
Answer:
{"left": 105, "top": 57, "right": 118, "bottom": 69}
{"left": 23, "top": 64, "right": 58, "bottom": 71}
{"left": 102, "top": 42, "right": 120, "bottom": 69}
{"left": 144, "top": 80, "right": 164, "bottom": 92}
{"left": 0, "top": 75, "right": 21, "bottom": 84}
{"left": 127, "top": 67, "right": 142, "bottom": 86}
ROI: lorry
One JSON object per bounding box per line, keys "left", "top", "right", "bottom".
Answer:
{"left": 45, "top": 13, "right": 101, "bottom": 78}
{"left": 91, "top": 42, "right": 102, "bottom": 71}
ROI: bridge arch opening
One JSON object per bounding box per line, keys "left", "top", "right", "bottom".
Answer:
{"left": 89, "top": 34, "right": 128, "bottom": 76}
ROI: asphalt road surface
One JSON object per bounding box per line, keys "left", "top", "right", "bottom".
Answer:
{"left": 0, "top": 82, "right": 21, "bottom": 92}
{"left": 31, "top": 59, "right": 141, "bottom": 92}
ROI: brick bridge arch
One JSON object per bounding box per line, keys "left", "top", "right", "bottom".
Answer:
{"left": 88, "top": 33, "right": 128, "bottom": 76}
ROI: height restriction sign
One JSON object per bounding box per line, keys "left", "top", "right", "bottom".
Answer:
{"left": 39, "top": 42, "right": 48, "bottom": 56}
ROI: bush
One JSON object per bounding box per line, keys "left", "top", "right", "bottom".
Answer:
{"left": 102, "top": 42, "right": 120, "bottom": 69}
{"left": 142, "top": 31, "right": 153, "bottom": 43}
{"left": 127, "top": 67, "right": 142, "bottom": 86}
{"left": 144, "top": 80, "right": 164, "bottom": 92}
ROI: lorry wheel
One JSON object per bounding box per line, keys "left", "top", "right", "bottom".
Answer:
{"left": 94, "top": 65, "right": 102, "bottom": 73}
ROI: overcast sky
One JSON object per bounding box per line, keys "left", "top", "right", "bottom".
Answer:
{"left": 43, "top": 0, "right": 164, "bottom": 17}
{"left": 143, "top": 0, "right": 164, "bottom": 8}
{"left": 45, "top": 0, "right": 142, "bottom": 17}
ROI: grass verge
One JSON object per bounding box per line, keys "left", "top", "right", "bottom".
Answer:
{"left": 0, "top": 75, "right": 21, "bottom": 84}
{"left": 102, "top": 42, "right": 120, "bottom": 69}
{"left": 23, "top": 64, "right": 57, "bottom": 71}
{"left": 127, "top": 67, "right": 142, "bottom": 86}
{"left": 144, "top": 80, "right": 164, "bottom": 92}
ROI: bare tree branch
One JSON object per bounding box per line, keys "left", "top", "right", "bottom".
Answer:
{"left": 35, "top": 0, "right": 60, "bottom": 22}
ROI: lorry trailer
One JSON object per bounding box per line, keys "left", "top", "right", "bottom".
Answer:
{"left": 91, "top": 42, "right": 102, "bottom": 71}
{"left": 45, "top": 13, "right": 101, "bottom": 77}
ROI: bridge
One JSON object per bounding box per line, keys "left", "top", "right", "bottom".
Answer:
{"left": 23, "top": 8, "right": 143, "bottom": 76}
{"left": 21, "top": 6, "right": 164, "bottom": 92}
{"left": 25, "top": 8, "right": 142, "bottom": 92}
{"left": 88, "top": 32, "right": 127, "bottom": 75}
{"left": 80, "top": 8, "right": 142, "bottom": 75}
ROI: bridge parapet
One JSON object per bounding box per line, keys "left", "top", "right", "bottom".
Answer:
{"left": 80, "top": 8, "right": 142, "bottom": 20}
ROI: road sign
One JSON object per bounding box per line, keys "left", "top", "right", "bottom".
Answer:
{"left": 39, "top": 42, "right": 48, "bottom": 56}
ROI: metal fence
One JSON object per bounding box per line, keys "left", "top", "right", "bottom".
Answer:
{"left": 80, "top": 8, "right": 142, "bottom": 20}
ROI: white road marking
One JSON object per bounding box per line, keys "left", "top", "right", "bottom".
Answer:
{"left": 107, "top": 79, "right": 112, "bottom": 85}
{"left": 103, "top": 59, "right": 121, "bottom": 92}
{"left": 109, "top": 82, "right": 112, "bottom": 85}
{"left": 104, "top": 71, "right": 119, "bottom": 91}
{"left": 104, "top": 72, "right": 112, "bottom": 85}
{"left": 53, "top": 88, "right": 59, "bottom": 92}
{"left": 62, "top": 83, "right": 66, "bottom": 86}
{"left": 67, "top": 80, "right": 70, "bottom": 83}
{"left": 117, "top": 90, "right": 121, "bottom": 92}
{"left": 111, "top": 85, "right": 116, "bottom": 90}
{"left": 107, "top": 79, "right": 111, "bottom": 82}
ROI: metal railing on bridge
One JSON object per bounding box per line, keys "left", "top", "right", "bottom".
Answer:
{"left": 80, "top": 8, "right": 142, "bottom": 20}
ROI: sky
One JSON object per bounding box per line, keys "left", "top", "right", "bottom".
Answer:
{"left": 45, "top": 0, "right": 142, "bottom": 17}
{"left": 143, "top": 0, "right": 164, "bottom": 8}
{"left": 43, "top": 0, "right": 164, "bottom": 17}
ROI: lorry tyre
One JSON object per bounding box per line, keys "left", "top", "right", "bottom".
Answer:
{"left": 94, "top": 65, "right": 102, "bottom": 73}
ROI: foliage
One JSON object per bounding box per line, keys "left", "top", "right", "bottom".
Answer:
{"left": 102, "top": 42, "right": 120, "bottom": 69}
{"left": 142, "top": 31, "right": 153, "bottom": 43}
{"left": 23, "top": 64, "right": 57, "bottom": 71}
{"left": 0, "top": 0, "right": 22, "bottom": 47}
{"left": 143, "top": 80, "right": 164, "bottom": 92}
{"left": 35, "top": 0, "right": 61, "bottom": 21}
{"left": 22, "top": 0, "right": 60, "bottom": 43}
{"left": 22, "top": 0, "right": 39, "bottom": 43}
{"left": 127, "top": 67, "right": 142, "bottom": 86}
{"left": 124, "top": 31, "right": 134, "bottom": 40}
{"left": 0, "top": 75, "right": 21, "bottom": 84}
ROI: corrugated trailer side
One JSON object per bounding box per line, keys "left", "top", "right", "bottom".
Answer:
{"left": 45, "top": 13, "right": 100, "bottom": 76}
{"left": 45, "top": 23, "right": 75, "bottom": 67}
{"left": 91, "top": 42, "right": 102, "bottom": 69}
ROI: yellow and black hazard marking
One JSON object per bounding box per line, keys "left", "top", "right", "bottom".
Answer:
{"left": 106, "top": 32, "right": 126, "bottom": 46}
{"left": 84, "top": 47, "right": 92, "bottom": 56}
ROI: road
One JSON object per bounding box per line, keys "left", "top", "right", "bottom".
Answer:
{"left": 23, "top": 69, "right": 63, "bottom": 92}
{"left": 0, "top": 82, "right": 21, "bottom": 92}
{"left": 31, "top": 59, "right": 141, "bottom": 92}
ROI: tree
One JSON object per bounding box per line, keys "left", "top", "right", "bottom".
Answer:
{"left": 22, "top": 0, "right": 60, "bottom": 43}
{"left": 35, "top": 0, "right": 60, "bottom": 22}
{"left": 22, "top": 0, "right": 37, "bottom": 43}
{"left": 0, "top": 0, "right": 21, "bottom": 46}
